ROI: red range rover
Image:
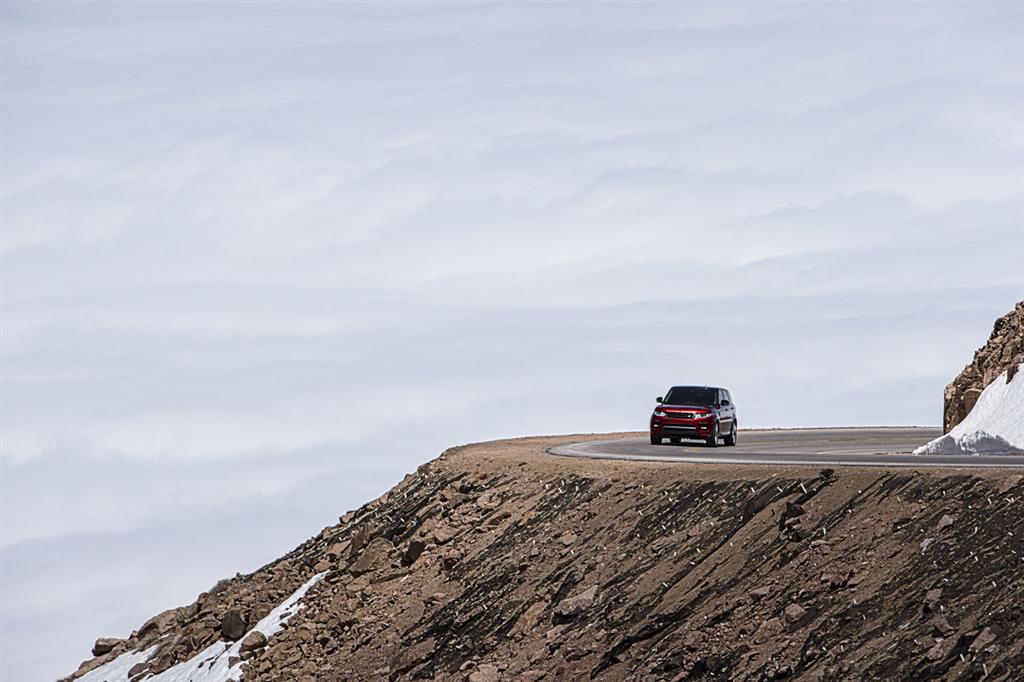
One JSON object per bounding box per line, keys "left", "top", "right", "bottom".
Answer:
{"left": 650, "top": 385, "right": 737, "bottom": 447}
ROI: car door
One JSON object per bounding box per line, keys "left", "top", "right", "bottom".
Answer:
{"left": 717, "top": 389, "right": 732, "bottom": 430}
{"left": 722, "top": 390, "right": 736, "bottom": 429}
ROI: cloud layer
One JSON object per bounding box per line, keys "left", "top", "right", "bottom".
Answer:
{"left": 3, "top": 2, "right": 1023, "bottom": 679}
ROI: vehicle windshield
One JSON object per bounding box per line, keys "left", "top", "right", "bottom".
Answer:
{"left": 663, "top": 386, "right": 717, "bottom": 406}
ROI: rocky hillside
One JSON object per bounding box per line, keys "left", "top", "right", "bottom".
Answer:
{"left": 944, "top": 300, "right": 1024, "bottom": 432}
{"left": 66, "top": 435, "right": 1024, "bottom": 681}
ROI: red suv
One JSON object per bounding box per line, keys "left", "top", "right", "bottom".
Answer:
{"left": 650, "top": 386, "right": 737, "bottom": 447}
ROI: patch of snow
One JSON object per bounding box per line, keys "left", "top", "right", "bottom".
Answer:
{"left": 75, "top": 646, "right": 158, "bottom": 682}
{"left": 915, "top": 364, "right": 1024, "bottom": 456}
{"left": 73, "top": 572, "right": 326, "bottom": 682}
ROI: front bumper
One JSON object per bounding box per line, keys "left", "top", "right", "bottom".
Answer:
{"left": 651, "top": 417, "right": 714, "bottom": 439}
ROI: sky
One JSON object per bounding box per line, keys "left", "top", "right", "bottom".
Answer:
{"left": 2, "top": 2, "right": 1023, "bottom": 680}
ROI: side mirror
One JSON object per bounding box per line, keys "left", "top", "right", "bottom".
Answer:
{"left": 656, "top": 396, "right": 664, "bottom": 403}
{"left": 720, "top": 399, "right": 730, "bottom": 406}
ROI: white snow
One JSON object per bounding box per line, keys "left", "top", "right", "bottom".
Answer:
{"left": 915, "top": 364, "right": 1024, "bottom": 456}
{"left": 72, "top": 646, "right": 159, "bottom": 682}
{"left": 74, "top": 572, "right": 326, "bottom": 682}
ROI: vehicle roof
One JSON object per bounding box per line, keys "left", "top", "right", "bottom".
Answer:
{"left": 669, "top": 385, "right": 726, "bottom": 391}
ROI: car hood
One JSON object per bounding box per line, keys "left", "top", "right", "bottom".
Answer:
{"left": 657, "top": 404, "right": 713, "bottom": 412}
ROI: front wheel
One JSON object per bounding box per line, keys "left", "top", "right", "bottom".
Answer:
{"left": 706, "top": 422, "right": 719, "bottom": 447}
{"left": 724, "top": 422, "right": 737, "bottom": 446}
{"left": 650, "top": 434, "right": 662, "bottom": 445}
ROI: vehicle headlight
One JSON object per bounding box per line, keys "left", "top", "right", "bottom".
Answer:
{"left": 653, "top": 410, "right": 666, "bottom": 417}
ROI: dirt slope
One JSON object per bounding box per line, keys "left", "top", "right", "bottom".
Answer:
{"left": 67, "top": 435, "right": 1024, "bottom": 681}
{"left": 944, "top": 300, "right": 1024, "bottom": 432}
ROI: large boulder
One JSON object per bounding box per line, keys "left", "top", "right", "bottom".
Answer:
{"left": 91, "top": 638, "right": 123, "bottom": 657}
{"left": 349, "top": 537, "right": 395, "bottom": 576}
{"left": 220, "top": 610, "right": 247, "bottom": 641}
{"left": 944, "top": 300, "right": 1024, "bottom": 432}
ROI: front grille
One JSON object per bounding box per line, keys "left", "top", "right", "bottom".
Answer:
{"left": 662, "top": 411, "right": 699, "bottom": 420}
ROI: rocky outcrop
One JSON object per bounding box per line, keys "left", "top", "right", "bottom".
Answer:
{"left": 944, "top": 300, "right": 1024, "bottom": 431}
{"left": 65, "top": 436, "right": 1024, "bottom": 681}
{"left": 90, "top": 638, "right": 123, "bottom": 657}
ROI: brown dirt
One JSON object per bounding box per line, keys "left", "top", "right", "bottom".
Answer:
{"left": 67, "top": 434, "right": 1024, "bottom": 681}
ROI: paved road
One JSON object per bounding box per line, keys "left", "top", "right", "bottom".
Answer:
{"left": 549, "top": 428, "right": 1024, "bottom": 468}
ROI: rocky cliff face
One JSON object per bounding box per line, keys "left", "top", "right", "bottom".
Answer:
{"left": 66, "top": 436, "right": 1024, "bottom": 682}
{"left": 944, "top": 300, "right": 1024, "bottom": 432}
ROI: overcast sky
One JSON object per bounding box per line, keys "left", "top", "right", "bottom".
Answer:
{"left": 2, "top": 2, "right": 1023, "bottom": 680}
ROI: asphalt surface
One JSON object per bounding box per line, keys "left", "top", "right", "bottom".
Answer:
{"left": 549, "top": 428, "right": 1024, "bottom": 468}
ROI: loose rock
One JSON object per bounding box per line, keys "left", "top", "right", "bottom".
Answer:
{"left": 783, "top": 604, "right": 806, "bottom": 624}
{"left": 220, "top": 610, "right": 247, "bottom": 641}
{"left": 349, "top": 537, "right": 395, "bottom": 576}
{"left": 91, "top": 638, "right": 122, "bottom": 657}
{"left": 554, "top": 585, "right": 597, "bottom": 621}
{"left": 240, "top": 630, "right": 267, "bottom": 652}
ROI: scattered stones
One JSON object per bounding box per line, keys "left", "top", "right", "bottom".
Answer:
{"left": 919, "top": 538, "right": 935, "bottom": 554}
{"left": 936, "top": 514, "right": 956, "bottom": 531}
{"left": 559, "top": 532, "right": 578, "bottom": 546}
{"left": 749, "top": 586, "right": 772, "bottom": 601}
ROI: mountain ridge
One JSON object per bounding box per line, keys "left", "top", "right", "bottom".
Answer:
{"left": 66, "top": 435, "right": 1024, "bottom": 681}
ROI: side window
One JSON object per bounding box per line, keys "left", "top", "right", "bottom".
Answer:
{"left": 717, "top": 389, "right": 725, "bottom": 404}
{"left": 725, "top": 390, "right": 732, "bottom": 403}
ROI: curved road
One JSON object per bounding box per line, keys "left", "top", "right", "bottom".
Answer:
{"left": 549, "top": 428, "right": 1024, "bottom": 468}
